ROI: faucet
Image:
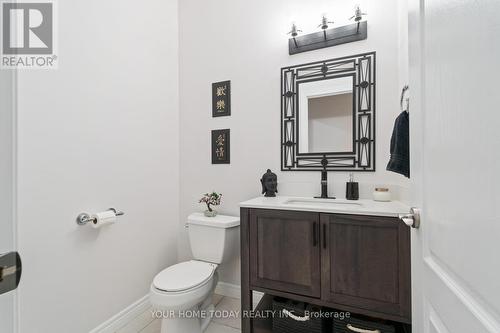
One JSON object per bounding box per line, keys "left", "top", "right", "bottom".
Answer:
{"left": 315, "top": 168, "right": 335, "bottom": 199}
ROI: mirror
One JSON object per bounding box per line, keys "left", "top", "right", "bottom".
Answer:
{"left": 281, "top": 52, "right": 376, "bottom": 171}
{"left": 298, "top": 76, "right": 354, "bottom": 154}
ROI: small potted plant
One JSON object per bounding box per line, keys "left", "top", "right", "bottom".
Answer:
{"left": 199, "top": 192, "right": 222, "bottom": 217}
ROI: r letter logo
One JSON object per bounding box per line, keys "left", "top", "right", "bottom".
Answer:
{"left": 1, "top": 1, "right": 57, "bottom": 69}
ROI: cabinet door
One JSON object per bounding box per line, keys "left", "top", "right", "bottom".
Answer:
{"left": 321, "top": 214, "right": 411, "bottom": 320}
{"left": 249, "top": 209, "right": 321, "bottom": 298}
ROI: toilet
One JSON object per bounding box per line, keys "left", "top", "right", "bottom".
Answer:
{"left": 150, "top": 213, "right": 240, "bottom": 333}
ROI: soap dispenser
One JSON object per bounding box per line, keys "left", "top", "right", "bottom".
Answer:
{"left": 346, "top": 173, "right": 359, "bottom": 200}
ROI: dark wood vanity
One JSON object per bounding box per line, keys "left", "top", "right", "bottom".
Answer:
{"left": 240, "top": 206, "right": 411, "bottom": 333}
{"left": 243, "top": 50, "right": 410, "bottom": 332}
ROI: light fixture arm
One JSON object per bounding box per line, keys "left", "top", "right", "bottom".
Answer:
{"left": 287, "top": 23, "right": 302, "bottom": 47}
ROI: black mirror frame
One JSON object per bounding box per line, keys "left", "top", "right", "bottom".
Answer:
{"left": 281, "top": 52, "right": 376, "bottom": 172}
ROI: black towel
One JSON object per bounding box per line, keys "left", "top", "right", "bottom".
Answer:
{"left": 387, "top": 111, "right": 410, "bottom": 178}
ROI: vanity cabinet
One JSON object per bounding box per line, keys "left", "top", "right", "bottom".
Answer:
{"left": 320, "top": 213, "right": 411, "bottom": 320}
{"left": 241, "top": 207, "right": 411, "bottom": 333}
{"left": 249, "top": 209, "right": 321, "bottom": 298}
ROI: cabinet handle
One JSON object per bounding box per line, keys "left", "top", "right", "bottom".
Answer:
{"left": 282, "top": 309, "right": 310, "bottom": 322}
{"left": 323, "top": 224, "right": 327, "bottom": 249}
{"left": 346, "top": 324, "right": 380, "bottom": 333}
{"left": 313, "top": 222, "right": 317, "bottom": 247}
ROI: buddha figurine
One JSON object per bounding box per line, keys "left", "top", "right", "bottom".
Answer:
{"left": 260, "top": 169, "right": 278, "bottom": 197}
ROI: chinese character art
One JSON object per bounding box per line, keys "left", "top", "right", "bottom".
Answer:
{"left": 212, "top": 81, "right": 231, "bottom": 117}
{"left": 212, "top": 129, "right": 230, "bottom": 164}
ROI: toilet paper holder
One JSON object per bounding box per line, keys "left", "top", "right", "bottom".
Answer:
{"left": 76, "top": 208, "right": 124, "bottom": 226}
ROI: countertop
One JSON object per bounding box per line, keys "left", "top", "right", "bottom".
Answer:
{"left": 239, "top": 196, "right": 410, "bottom": 217}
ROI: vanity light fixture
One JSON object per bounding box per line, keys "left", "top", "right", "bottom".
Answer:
{"left": 288, "top": 10, "right": 367, "bottom": 55}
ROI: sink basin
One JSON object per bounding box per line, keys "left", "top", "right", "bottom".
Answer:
{"left": 284, "top": 198, "right": 363, "bottom": 210}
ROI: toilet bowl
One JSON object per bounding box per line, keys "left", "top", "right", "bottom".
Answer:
{"left": 150, "top": 213, "right": 240, "bottom": 333}
{"left": 150, "top": 260, "right": 219, "bottom": 333}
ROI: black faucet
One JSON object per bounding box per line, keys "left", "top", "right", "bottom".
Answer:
{"left": 315, "top": 168, "right": 335, "bottom": 199}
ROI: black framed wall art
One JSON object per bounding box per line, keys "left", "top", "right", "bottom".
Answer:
{"left": 212, "top": 80, "right": 231, "bottom": 117}
{"left": 211, "top": 129, "right": 230, "bottom": 164}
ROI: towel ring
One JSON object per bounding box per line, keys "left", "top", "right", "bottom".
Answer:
{"left": 400, "top": 85, "right": 409, "bottom": 113}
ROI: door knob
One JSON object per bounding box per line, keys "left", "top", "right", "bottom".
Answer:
{"left": 398, "top": 207, "right": 421, "bottom": 228}
{"left": 0, "top": 252, "right": 22, "bottom": 295}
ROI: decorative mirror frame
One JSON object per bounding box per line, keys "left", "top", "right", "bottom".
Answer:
{"left": 281, "top": 52, "right": 376, "bottom": 172}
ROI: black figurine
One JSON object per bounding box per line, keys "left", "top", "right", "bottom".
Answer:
{"left": 260, "top": 169, "right": 278, "bottom": 197}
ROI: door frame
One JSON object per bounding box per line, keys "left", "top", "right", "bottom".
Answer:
{"left": 0, "top": 66, "right": 18, "bottom": 332}
{"left": 408, "top": 0, "right": 424, "bottom": 331}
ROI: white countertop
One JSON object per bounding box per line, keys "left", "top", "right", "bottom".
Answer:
{"left": 239, "top": 196, "right": 410, "bottom": 217}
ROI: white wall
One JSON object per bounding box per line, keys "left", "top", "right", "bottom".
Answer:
{"left": 179, "top": 0, "right": 410, "bottom": 285}
{"left": 0, "top": 69, "right": 16, "bottom": 333}
{"left": 308, "top": 94, "right": 353, "bottom": 152}
{"left": 398, "top": 0, "right": 409, "bottom": 93}
{"left": 15, "top": 0, "right": 179, "bottom": 332}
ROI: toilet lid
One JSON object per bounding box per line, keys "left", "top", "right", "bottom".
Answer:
{"left": 153, "top": 260, "right": 217, "bottom": 292}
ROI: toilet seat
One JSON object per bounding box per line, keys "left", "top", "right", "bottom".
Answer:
{"left": 153, "top": 260, "right": 217, "bottom": 292}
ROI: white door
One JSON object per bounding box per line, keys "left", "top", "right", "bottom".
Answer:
{"left": 0, "top": 69, "right": 17, "bottom": 332}
{"left": 408, "top": 0, "right": 500, "bottom": 332}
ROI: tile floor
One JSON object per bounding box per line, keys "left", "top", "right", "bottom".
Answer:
{"left": 115, "top": 294, "right": 241, "bottom": 333}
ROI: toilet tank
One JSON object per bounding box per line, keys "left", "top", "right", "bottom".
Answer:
{"left": 187, "top": 213, "right": 240, "bottom": 264}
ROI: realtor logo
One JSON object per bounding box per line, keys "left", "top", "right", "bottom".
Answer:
{"left": 1, "top": 1, "right": 57, "bottom": 69}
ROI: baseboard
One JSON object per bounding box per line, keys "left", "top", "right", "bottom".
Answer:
{"left": 215, "top": 282, "right": 263, "bottom": 308}
{"left": 89, "top": 294, "right": 150, "bottom": 333}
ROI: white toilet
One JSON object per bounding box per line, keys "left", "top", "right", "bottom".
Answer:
{"left": 150, "top": 213, "right": 240, "bottom": 333}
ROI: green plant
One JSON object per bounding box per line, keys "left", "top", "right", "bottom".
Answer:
{"left": 199, "top": 192, "right": 222, "bottom": 212}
